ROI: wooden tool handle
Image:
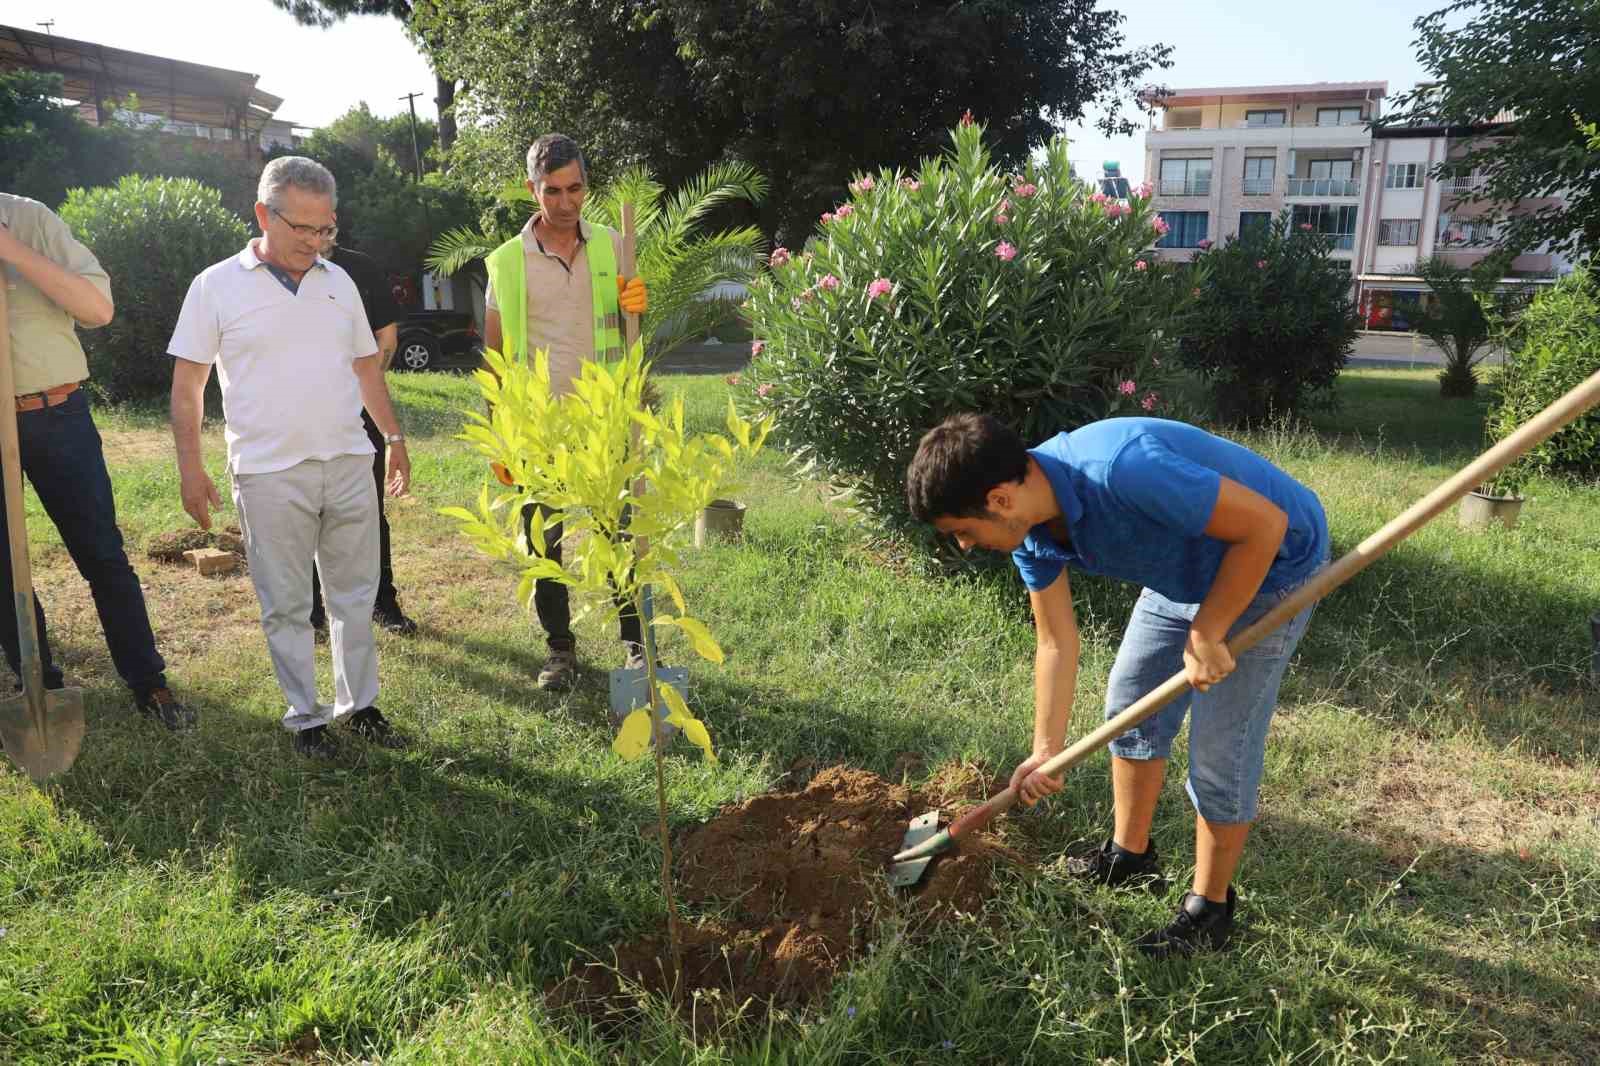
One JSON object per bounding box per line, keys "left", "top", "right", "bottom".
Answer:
{"left": 0, "top": 282, "right": 48, "bottom": 727}
{"left": 949, "top": 367, "right": 1600, "bottom": 846}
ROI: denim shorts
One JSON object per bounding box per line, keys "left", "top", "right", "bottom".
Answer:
{"left": 1103, "top": 562, "right": 1324, "bottom": 823}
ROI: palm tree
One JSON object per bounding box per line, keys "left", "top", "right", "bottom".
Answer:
{"left": 427, "top": 162, "right": 767, "bottom": 359}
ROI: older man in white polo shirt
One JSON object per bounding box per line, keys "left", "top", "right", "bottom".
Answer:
{"left": 168, "top": 157, "right": 412, "bottom": 758}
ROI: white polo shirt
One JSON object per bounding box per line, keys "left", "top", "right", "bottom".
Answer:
{"left": 169, "top": 242, "right": 378, "bottom": 475}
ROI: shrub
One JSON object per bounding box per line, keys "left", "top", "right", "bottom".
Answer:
{"left": 1483, "top": 267, "right": 1600, "bottom": 493}
{"left": 740, "top": 119, "right": 1191, "bottom": 534}
{"left": 59, "top": 175, "right": 248, "bottom": 402}
{"left": 1177, "top": 212, "right": 1357, "bottom": 426}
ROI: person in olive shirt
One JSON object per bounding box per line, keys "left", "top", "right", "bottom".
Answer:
{"left": 308, "top": 235, "right": 417, "bottom": 636}
{"left": 0, "top": 192, "right": 193, "bottom": 729}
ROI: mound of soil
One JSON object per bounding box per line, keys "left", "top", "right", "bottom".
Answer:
{"left": 550, "top": 764, "right": 1021, "bottom": 1024}
{"left": 147, "top": 527, "right": 245, "bottom": 564}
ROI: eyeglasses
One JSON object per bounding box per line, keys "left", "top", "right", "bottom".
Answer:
{"left": 270, "top": 206, "right": 338, "bottom": 242}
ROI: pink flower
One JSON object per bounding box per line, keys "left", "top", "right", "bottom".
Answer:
{"left": 858, "top": 176, "right": 875, "bottom": 192}
{"left": 995, "top": 214, "right": 1010, "bottom": 225}
{"left": 960, "top": 109, "right": 975, "bottom": 127}
{"left": 817, "top": 274, "right": 840, "bottom": 291}
{"left": 1135, "top": 181, "right": 1153, "bottom": 199}
{"left": 1196, "top": 238, "right": 1213, "bottom": 250}
{"left": 901, "top": 177, "right": 921, "bottom": 191}
{"left": 821, "top": 212, "right": 834, "bottom": 224}
{"left": 1299, "top": 223, "right": 1314, "bottom": 231}
{"left": 1257, "top": 259, "right": 1268, "bottom": 268}
{"left": 834, "top": 203, "right": 855, "bottom": 220}
{"left": 1014, "top": 182, "right": 1038, "bottom": 198}
{"left": 726, "top": 374, "right": 741, "bottom": 386}
{"left": 751, "top": 340, "right": 765, "bottom": 358}
{"left": 998, "top": 198, "right": 1012, "bottom": 214}
{"left": 1091, "top": 191, "right": 1109, "bottom": 205}
{"left": 1141, "top": 392, "right": 1159, "bottom": 411}
{"left": 756, "top": 383, "right": 773, "bottom": 398}
{"left": 1152, "top": 217, "right": 1170, "bottom": 237}
{"left": 1105, "top": 202, "right": 1130, "bottom": 219}
{"left": 1134, "top": 260, "right": 1147, "bottom": 271}
{"left": 1118, "top": 379, "right": 1137, "bottom": 396}
{"left": 995, "top": 241, "right": 1018, "bottom": 261}
{"left": 769, "top": 246, "right": 791, "bottom": 267}
{"left": 867, "top": 277, "right": 893, "bottom": 299}
{"left": 790, "top": 296, "right": 805, "bottom": 310}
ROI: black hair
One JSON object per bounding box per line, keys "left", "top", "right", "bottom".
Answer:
{"left": 905, "top": 413, "right": 1030, "bottom": 523}
{"left": 527, "top": 134, "right": 587, "bottom": 186}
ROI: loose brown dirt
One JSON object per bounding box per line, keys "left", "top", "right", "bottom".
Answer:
{"left": 146, "top": 527, "right": 246, "bottom": 564}
{"left": 550, "top": 764, "right": 1021, "bottom": 1024}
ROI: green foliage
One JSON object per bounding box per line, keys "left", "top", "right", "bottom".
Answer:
{"left": 426, "top": 162, "right": 767, "bottom": 358}
{"left": 59, "top": 176, "right": 249, "bottom": 402}
{"left": 1177, "top": 212, "right": 1356, "bottom": 426}
{"left": 1413, "top": 254, "right": 1519, "bottom": 398}
{"left": 1381, "top": 0, "right": 1600, "bottom": 257}
{"left": 1484, "top": 267, "right": 1600, "bottom": 494}
{"left": 741, "top": 120, "right": 1191, "bottom": 535}
{"left": 409, "top": 0, "right": 1173, "bottom": 242}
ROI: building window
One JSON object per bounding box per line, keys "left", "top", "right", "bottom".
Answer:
{"left": 1239, "top": 212, "right": 1272, "bottom": 239}
{"left": 1244, "top": 109, "right": 1286, "bottom": 127}
{"left": 1157, "top": 211, "right": 1209, "bottom": 249}
{"left": 1317, "top": 107, "right": 1364, "bottom": 126}
{"left": 1307, "top": 158, "right": 1355, "bottom": 181}
{"left": 1159, "top": 157, "right": 1213, "bottom": 196}
{"left": 1242, "top": 156, "right": 1275, "bottom": 195}
{"left": 1437, "top": 215, "right": 1494, "bottom": 245}
{"left": 1291, "top": 204, "right": 1359, "bottom": 250}
{"left": 1377, "top": 219, "right": 1420, "bottom": 246}
{"left": 1384, "top": 163, "right": 1423, "bottom": 189}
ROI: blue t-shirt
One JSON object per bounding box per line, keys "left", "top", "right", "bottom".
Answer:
{"left": 1011, "top": 418, "right": 1329, "bottom": 604}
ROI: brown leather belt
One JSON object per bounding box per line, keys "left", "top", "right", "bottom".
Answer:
{"left": 16, "top": 381, "right": 79, "bottom": 412}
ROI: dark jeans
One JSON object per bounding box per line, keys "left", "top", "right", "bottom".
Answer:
{"left": 521, "top": 503, "right": 643, "bottom": 651}
{"left": 0, "top": 389, "right": 167, "bottom": 695}
{"left": 311, "top": 410, "right": 396, "bottom": 622}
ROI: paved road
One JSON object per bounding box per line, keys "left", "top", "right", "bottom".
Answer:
{"left": 654, "top": 334, "right": 1486, "bottom": 375}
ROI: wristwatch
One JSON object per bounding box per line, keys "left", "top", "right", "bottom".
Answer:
{"left": 385, "top": 432, "right": 407, "bottom": 445}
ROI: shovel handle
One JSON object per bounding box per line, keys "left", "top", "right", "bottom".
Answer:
{"left": 942, "top": 366, "right": 1600, "bottom": 849}
{"left": 0, "top": 283, "right": 48, "bottom": 730}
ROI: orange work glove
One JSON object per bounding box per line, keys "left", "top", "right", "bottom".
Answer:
{"left": 617, "top": 275, "right": 648, "bottom": 316}
{"left": 491, "top": 461, "right": 514, "bottom": 486}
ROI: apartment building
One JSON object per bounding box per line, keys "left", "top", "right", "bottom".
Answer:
{"left": 1143, "top": 81, "right": 1386, "bottom": 264}
{"left": 1142, "top": 81, "right": 1570, "bottom": 331}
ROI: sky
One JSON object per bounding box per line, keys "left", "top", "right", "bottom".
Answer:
{"left": 4, "top": 0, "right": 1441, "bottom": 181}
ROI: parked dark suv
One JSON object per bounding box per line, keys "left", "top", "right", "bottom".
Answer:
{"left": 393, "top": 309, "right": 482, "bottom": 371}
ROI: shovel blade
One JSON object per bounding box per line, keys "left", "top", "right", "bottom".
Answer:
{"left": 887, "top": 810, "right": 942, "bottom": 888}
{"left": 0, "top": 686, "right": 86, "bottom": 783}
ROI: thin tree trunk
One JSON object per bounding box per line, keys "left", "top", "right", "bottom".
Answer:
{"left": 434, "top": 73, "right": 457, "bottom": 152}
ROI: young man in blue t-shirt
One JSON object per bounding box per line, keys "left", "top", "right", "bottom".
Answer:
{"left": 906, "top": 413, "right": 1329, "bottom": 957}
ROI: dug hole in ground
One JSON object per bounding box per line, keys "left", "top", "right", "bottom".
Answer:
{"left": 549, "top": 764, "right": 1023, "bottom": 1027}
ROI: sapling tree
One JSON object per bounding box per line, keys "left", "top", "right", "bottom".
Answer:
{"left": 444, "top": 341, "right": 770, "bottom": 984}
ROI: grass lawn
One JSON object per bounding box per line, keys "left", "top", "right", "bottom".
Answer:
{"left": 2, "top": 366, "right": 1597, "bottom": 1064}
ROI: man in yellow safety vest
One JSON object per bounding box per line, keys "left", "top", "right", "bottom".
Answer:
{"left": 483, "top": 133, "right": 649, "bottom": 691}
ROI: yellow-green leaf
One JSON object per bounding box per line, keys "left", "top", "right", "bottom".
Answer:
{"left": 662, "top": 614, "right": 724, "bottom": 663}
{"left": 612, "top": 709, "right": 653, "bottom": 761}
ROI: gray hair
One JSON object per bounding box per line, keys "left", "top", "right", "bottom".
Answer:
{"left": 258, "top": 156, "right": 338, "bottom": 211}
{"left": 526, "top": 134, "right": 586, "bottom": 186}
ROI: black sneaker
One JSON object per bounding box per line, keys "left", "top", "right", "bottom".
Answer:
{"left": 1066, "top": 838, "right": 1165, "bottom": 890}
{"left": 134, "top": 687, "right": 197, "bottom": 731}
{"left": 346, "top": 706, "right": 406, "bottom": 749}
{"left": 373, "top": 600, "right": 419, "bottom": 637}
{"left": 1134, "top": 888, "right": 1238, "bottom": 959}
{"left": 293, "top": 724, "right": 339, "bottom": 758}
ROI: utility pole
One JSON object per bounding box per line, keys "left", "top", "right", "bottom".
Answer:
{"left": 399, "top": 92, "right": 425, "bottom": 184}
{"left": 36, "top": 20, "right": 55, "bottom": 34}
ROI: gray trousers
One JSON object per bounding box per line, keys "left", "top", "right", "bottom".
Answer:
{"left": 233, "top": 454, "right": 380, "bottom": 731}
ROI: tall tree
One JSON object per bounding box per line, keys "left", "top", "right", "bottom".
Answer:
{"left": 1380, "top": 0, "right": 1600, "bottom": 259}
{"left": 267, "top": 0, "right": 460, "bottom": 151}
{"left": 408, "top": 0, "right": 1171, "bottom": 242}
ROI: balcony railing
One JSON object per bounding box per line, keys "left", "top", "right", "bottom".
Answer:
{"left": 1158, "top": 179, "right": 1211, "bottom": 197}
{"left": 1449, "top": 175, "right": 1485, "bottom": 192}
{"left": 1286, "top": 178, "right": 1359, "bottom": 197}
{"left": 1241, "top": 178, "right": 1274, "bottom": 196}
{"left": 1330, "top": 233, "right": 1355, "bottom": 251}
